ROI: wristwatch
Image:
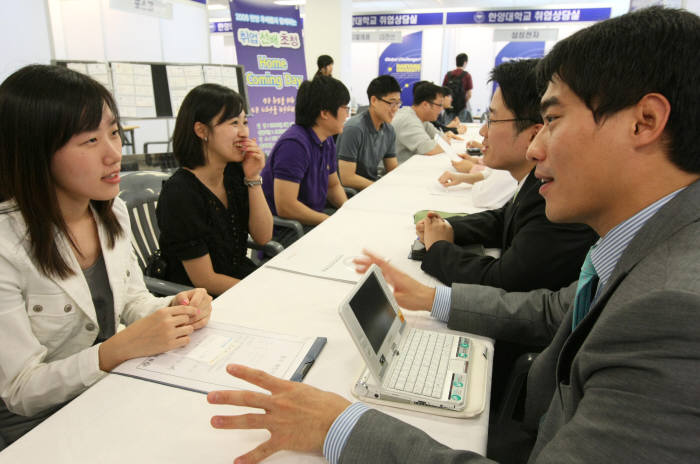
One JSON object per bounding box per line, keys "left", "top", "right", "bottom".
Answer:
{"left": 243, "top": 177, "right": 263, "bottom": 187}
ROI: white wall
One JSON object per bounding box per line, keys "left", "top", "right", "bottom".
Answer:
{"left": 47, "top": 0, "right": 211, "bottom": 153}
{"left": 304, "top": 0, "right": 353, "bottom": 87}
{"left": 0, "top": 0, "right": 53, "bottom": 83}
{"left": 210, "top": 33, "right": 237, "bottom": 65}
{"left": 683, "top": 0, "right": 700, "bottom": 15}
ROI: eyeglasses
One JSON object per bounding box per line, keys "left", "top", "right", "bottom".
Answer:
{"left": 427, "top": 100, "right": 443, "bottom": 109}
{"left": 339, "top": 105, "right": 350, "bottom": 112}
{"left": 483, "top": 111, "right": 531, "bottom": 128}
{"left": 378, "top": 97, "right": 402, "bottom": 109}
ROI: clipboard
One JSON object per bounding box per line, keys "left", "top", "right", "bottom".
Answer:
{"left": 290, "top": 337, "right": 327, "bottom": 382}
{"left": 112, "top": 321, "right": 326, "bottom": 394}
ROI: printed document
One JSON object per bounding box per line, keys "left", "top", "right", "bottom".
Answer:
{"left": 113, "top": 321, "right": 317, "bottom": 393}
{"left": 267, "top": 250, "right": 361, "bottom": 284}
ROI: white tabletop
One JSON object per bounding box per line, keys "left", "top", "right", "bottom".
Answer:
{"left": 0, "top": 150, "right": 494, "bottom": 463}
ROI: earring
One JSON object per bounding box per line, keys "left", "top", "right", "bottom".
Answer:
{"left": 204, "top": 137, "right": 208, "bottom": 142}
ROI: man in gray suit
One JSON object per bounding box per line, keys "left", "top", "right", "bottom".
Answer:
{"left": 206, "top": 7, "right": 700, "bottom": 464}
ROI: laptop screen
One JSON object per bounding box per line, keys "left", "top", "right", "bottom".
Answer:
{"left": 349, "top": 271, "right": 396, "bottom": 353}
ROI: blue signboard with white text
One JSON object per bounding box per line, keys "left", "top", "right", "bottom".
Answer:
{"left": 447, "top": 8, "right": 610, "bottom": 25}
{"left": 353, "top": 13, "right": 443, "bottom": 28}
{"left": 492, "top": 41, "right": 545, "bottom": 95}
{"left": 378, "top": 32, "right": 422, "bottom": 106}
{"left": 229, "top": 0, "right": 307, "bottom": 152}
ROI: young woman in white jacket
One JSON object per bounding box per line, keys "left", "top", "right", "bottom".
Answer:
{"left": 0, "top": 65, "right": 213, "bottom": 445}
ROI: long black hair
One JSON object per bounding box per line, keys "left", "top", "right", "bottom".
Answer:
{"left": 0, "top": 64, "right": 123, "bottom": 278}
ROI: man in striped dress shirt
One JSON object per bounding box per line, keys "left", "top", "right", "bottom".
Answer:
{"left": 206, "top": 7, "right": 700, "bottom": 464}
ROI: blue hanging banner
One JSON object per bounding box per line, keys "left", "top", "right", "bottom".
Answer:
{"left": 495, "top": 41, "right": 546, "bottom": 67}
{"left": 378, "top": 31, "right": 422, "bottom": 106}
{"left": 447, "top": 8, "right": 610, "bottom": 25}
{"left": 492, "top": 41, "right": 545, "bottom": 95}
{"left": 353, "top": 13, "right": 443, "bottom": 28}
{"left": 229, "top": 0, "right": 307, "bottom": 153}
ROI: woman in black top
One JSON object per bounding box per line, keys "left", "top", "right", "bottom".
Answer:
{"left": 157, "top": 84, "right": 273, "bottom": 296}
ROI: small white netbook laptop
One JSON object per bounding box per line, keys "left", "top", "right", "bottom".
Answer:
{"left": 339, "top": 265, "right": 487, "bottom": 415}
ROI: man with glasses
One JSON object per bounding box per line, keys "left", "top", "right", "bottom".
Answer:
{"left": 390, "top": 81, "right": 450, "bottom": 163}
{"left": 261, "top": 76, "right": 349, "bottom": 247}
{"left": 422, "top": 59, "right": 597, "bottom": 408}
{"left": 336, "top": 75, "right": 401, "bottom": 191}
{"left": 419, "top": 59, "right": 595, "bottom": 295}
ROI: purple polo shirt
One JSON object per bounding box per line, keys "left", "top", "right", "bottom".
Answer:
{"left": 261, "top": 124, "right": 337, "bottom": 215}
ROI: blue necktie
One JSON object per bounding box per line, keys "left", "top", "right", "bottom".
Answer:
{"left": 572, "top": 248, "right": 599, "bottom": 330}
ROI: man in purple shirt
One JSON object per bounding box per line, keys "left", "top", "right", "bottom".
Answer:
{"left": 261, "top": 75, "right": 349, "bottom": 246}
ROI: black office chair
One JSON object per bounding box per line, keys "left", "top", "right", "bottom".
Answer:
{"left": 118, "top": 172, "right": 192, "bottom": 296}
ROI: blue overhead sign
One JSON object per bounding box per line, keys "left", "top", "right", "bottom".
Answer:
{"left": 353, "top": 13, "right": 443, "bottom": 28}
{"left": 447, "top": 8, "right": 611, "bottom": 25}
{"left": 210, "top": 21, "right": 233, "bottom": 33}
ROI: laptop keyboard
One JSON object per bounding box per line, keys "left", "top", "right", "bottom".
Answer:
{"left": 386, "top": 328, "right": 466, "bottom": 399}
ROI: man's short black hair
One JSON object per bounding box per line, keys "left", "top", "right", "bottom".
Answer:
{"left": 412, "top": 81, "right": 444, "bottom": 105}
{"left": 295, "top": 75, "right": 350, "bottom": 128}
{"left": 489, "top": 59, "right": 543, "bottom": 133}
{"left": 317, "top": 55, "right": 334, "bottom": 70}
{"left": 441, "top": 86, "right": 452, "bottom": 98}
{"left": 537, "top": 6, "right": 700, "bottom": 173}
{"left": 456, "top": 53, "right": 469, "bottom": 67}
{"left": 367, "top": 75, "right": 401, "bottom": 101}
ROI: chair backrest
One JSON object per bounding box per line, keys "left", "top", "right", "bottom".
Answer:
{"left": 118, "top": 171, "right": 171, "bottom": 271}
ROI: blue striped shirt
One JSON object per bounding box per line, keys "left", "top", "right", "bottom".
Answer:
{"left": 323, "top": 188, "right": 684, "bottom": 462}
{"left": 430, "top": 188, "right": 685, "bottom": 325}
{"left": 323, "top": 402, "right": 370, "bottom": 463}
{"left": 590, "top": 189, "right": 683, "bottom": 296}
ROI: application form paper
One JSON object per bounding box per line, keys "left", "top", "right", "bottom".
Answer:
{"left": 267, "top": 250, "right": 361, "bottom": 284}
{"left": 113, "top": 321, "right": 320, "bottom": 393}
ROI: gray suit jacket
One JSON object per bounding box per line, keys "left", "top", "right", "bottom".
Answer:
{"left": 340, "top": 180, "right": 700, "bottom": 463}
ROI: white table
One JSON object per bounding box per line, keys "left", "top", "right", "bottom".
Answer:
{"left": 0, "top": 152, "right": 494, "bottom": 463}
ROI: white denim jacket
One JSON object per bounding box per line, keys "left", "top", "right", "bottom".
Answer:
{"left": 0, "top": 198, "right": 170, "bottom": 417}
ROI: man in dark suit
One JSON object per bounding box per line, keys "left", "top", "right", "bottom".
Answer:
{"left": 418, "top": 59, "right": 597, "bottom": 292}
{"left": 206, "top": 7, "right": 700, "bottom": 464}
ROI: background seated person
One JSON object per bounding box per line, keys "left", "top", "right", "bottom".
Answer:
{"left": 261, "top": 76, "right": 349, "bottom": 247}
{"left": 451, "top": 152, "right": 485, "bottom": 173}
{"left": 442, "top": 154, "right": 519, "bottom": 209}
{"left": 417, "top": 59, "right": 597, "bottom": 293}
{"left": 438, "top": 168, "right": 486, "bottom": 187}
{"left": 336, "top": 75, "right": 400, "bottom": 191}
{"left": 157, "top": 84, "right": 273, "bottom": 297}
{"left": 440, "top": 153, "right": 489, "bottom": 186}
{"left": 419, "top": 84, "right": 462, "bottom": 143}
{"left": 390, "top": 81, "right": 451, "bottom": 163}
{"left": 0, "top": 65, "right": 212, "bottom": 445}
{"left": 434, "top": 87, "right": 467, "bottom": 135}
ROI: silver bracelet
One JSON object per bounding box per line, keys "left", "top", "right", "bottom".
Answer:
{"left": 243, "top": 177, "right": 263, "bottom": 187}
